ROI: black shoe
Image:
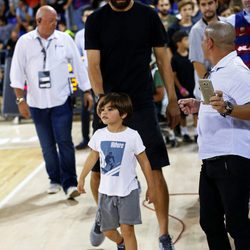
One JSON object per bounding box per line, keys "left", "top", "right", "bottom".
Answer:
{"left": 194, "top": 135, "right": 198, "bottom": 143}
{"left": 182, "top": 134, "right": 193, "bottom": 143}
{"left": 75, "top": 140, "right": 89, "bottom": 150}
{"left": 170, "top": 139, "right": 179, "bottom": 147}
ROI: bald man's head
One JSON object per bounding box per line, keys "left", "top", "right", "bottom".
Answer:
{"left": 36, "top": 5, "right": 57, "bottom": 39}
{"left": 205, "top": 21, "right": 235, "bottom": 51}
{"left": 36, "top": 5, "right": 57, "bottom": 20}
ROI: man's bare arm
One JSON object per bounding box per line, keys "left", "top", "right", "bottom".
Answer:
{"left": 154, "top": 47, "right": 180, "bottom": 128}
{"left": 87, "top": 50, "right": 104, "bottom": 95}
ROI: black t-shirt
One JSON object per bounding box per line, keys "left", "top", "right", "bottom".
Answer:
{"left": 171, "top": 52, "right": 195, "bottom": 99}
{"left": 85, "top": 2, "right": 167, "bottom": 109}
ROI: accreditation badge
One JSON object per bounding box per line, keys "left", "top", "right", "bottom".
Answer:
{"left": 38, "top": 71, "right": 51, "bottom": 88}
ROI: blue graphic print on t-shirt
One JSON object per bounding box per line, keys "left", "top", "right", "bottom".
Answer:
{"left": 100, "top": 141, "right": 126, "bottom": 176}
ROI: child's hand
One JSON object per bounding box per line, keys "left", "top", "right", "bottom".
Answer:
{"left": 145, "top": 187, "right": 155, "bottom": 204}
{"left": 77, "top": 177, "right": 86, "bottom": 194}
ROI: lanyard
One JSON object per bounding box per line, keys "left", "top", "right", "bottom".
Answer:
{"left": 37, "top": 37, "right": 52, "bottom": 70}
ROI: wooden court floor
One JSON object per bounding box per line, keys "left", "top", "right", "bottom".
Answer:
{"left": 0, "top": 118, "right": 236, "bottom": 250}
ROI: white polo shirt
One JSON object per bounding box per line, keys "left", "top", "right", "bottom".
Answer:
{"left": 10, "top": 29, "right": 91, "bottom": 108}
{"left": 198, "top": 51, "right": 250, "bottom": 160}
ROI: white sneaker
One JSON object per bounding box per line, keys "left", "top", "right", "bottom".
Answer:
{"left": 66, "top": 186, "right": 80, "bottom": 199}
{"left": 47, "top": 183, "right": 61, "bottom": 194}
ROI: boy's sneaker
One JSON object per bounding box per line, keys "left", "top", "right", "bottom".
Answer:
{"left": 90, "top": 220, "right": 105, "bottom": 246}
{"left": 66, "top": 186, "right": 80, "bottom": 199}
{"left": 159, "top": 234, "right": 175, "bottom": 250}
{"left": 117, "top": 243, "right": 125, "bottom": 250}
{"left": 47, "top": 183, "right": 61, "bottom": 194}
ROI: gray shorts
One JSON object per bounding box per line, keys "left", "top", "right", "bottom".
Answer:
{"left": 97, "top": 189, "right": 142, "bottom": 231}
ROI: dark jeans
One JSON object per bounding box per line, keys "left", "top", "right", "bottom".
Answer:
{"left": 30, "top": 98, "right": 77, "bottom": 193}
{"left": 81, "top": 102, "right": 90, "bottom": 142}
{"left": 200, "top": 155, "right": 250, "bottom": 250}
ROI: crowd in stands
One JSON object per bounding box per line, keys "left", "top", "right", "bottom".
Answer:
{"left": 0, "top": 0, "right": 246, "bottom": 142}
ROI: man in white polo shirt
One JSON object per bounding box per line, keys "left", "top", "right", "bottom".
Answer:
{"left": 10, "top": 5, "right": 93, "bottom": 199}
{"left": 179, "top": 21, "right": 250, "bottom": 250}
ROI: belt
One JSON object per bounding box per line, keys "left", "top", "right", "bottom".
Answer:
{"left": 203, "top": 155, "right": 230, "bottom": 162}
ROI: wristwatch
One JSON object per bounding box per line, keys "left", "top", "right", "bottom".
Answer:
{"left": 220, "top": 101, "right": 234, "bottom": 117}
{"left": 16, "top": 97, "right": 25, "bottom": 105}
{"left": 95, "top": 93, "right": 105, "bottom": 103}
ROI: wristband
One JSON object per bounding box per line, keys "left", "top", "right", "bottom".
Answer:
{"left": 180, "top": 87, "right": 187, "bottom": 95}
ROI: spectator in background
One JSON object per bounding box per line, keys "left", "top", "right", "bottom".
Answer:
{"left": 191, "top": 0, "right": 202, "bottom": 23}
{"left": 25, "top": 0, "right": 43, "bottom": 13}
{"left": 70, "top": 0, "right": 92, "bottom": 31}
{"left": 152, "top": 66, "right": 179, "bottom": 147}
{"left": 16, "top": 0, "right": 33, "bottom": 35}
{"left": 0, "top": 16, "right": 14, "bottom": 44}
{"left": 0, "top": 38, "right": 4, "bottom": 64}
{"left": 0, "top": 0, "right": 6, "bottom": 17}
{"left": 189, "top": 0, "right": 222, "bottom": 99}
{"left": 230, "top": 4, "right": 242, "bottom": 14}
{"left": 4, "top": 29, "right": 18, "bottom": 56}
{"left": 171, "top": 30, "right": 197, "bottom": 143}
{"left": 227, "top": 0, "right": 250, "bottom": 68}
{"left": 9, "top": 0, "right": 19, "bottom": 17}
{"left": 74, "top": 6, "right": 94, "bottom": 150}
{"left": 57, "top": 20, "right": 75, "bottom": 38}
{"left": 45, "top": 0, "right": 71, "bottom": 23}
{"left": 155, "top": 0, "right": 177, "bottom": 31}
{"left": 218, "top": 3, "right": 232, "bottom": 17}
{"left": 168, "top": 0, "right": 194, "bottom": 55}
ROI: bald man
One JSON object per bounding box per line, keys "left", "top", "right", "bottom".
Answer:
{"left": 179, "top": 21, "right": 250, "bottom": 250}
{"left": 10, "top": 5, "right": 93, "bottom": 199}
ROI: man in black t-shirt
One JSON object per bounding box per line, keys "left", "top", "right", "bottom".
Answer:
{"left": 85, "top": 1, "right": 180, "bottom": 249}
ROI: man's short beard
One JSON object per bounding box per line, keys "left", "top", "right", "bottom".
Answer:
{"left": 159, "top": 10, "right": 169, "bottom": 16}
{"left": 110, "top": 0, "right": 132, "bottom": 10}
{"left": 203, "top": 12, "right": 216, "bottom": 22}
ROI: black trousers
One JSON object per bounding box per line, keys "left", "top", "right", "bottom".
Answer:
{"left": 200, "top": 155, "right": 250, "bottom": 250}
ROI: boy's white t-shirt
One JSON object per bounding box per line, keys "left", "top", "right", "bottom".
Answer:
{"left": 88, "top": 127, "right": 145, "bottom": 197}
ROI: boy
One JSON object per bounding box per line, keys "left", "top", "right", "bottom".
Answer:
{"left": 171, "top": 30, "right": 197, "bottom": 142}
{"left": 77, "top": 93, "right": 155, "bottom": 250}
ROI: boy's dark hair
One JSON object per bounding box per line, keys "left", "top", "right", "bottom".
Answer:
{"left": 98, "top": 92, "right": 133, "bottom": 122}
{"left": 172, "top": 30, "right": 188, "bottom": 45}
